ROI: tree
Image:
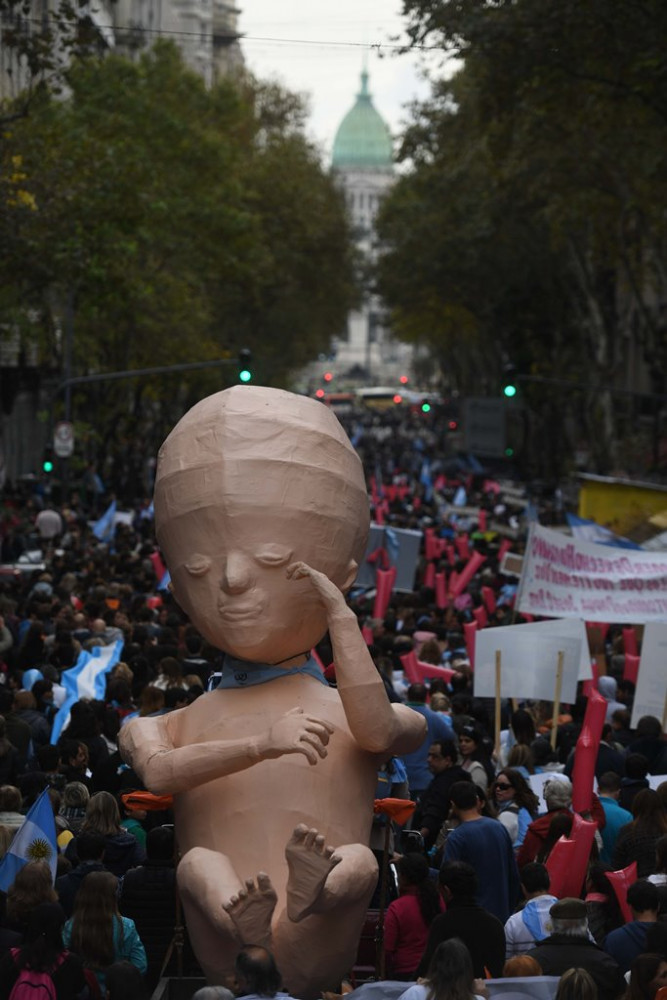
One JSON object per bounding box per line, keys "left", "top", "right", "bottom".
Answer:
{"left": 376, "top": 0, "right": 667, "bottom": 475}
{"left": 0, "top": 43, "right": 357, "bottom": 493}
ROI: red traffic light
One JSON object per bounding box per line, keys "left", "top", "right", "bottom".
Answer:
{"left": 393, "top": 394, "right": 403, "bottom": 404}
{"left": 315, "top": 388, "right": 325, "bottom": 399}
{"left": 323, "top": 372, "right": 333, "bottom": 383}
{"left": 448, "top": 419, "right": 458, "bottom": 431}
{"left": 399, "top": 374, "right": 409, "bottom": 385}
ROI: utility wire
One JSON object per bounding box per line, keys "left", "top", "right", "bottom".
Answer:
{"left": 17, "top": 17, "right": 443, "bottom": 51}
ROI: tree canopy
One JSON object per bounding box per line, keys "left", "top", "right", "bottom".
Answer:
{"left": 377, "top": 0, "right": 667, "bottom": 477}
{"left": 0, "top": 43, "right": 357, "bottom": 491}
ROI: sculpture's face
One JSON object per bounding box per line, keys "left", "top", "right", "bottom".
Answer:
{"left": 165, "top": 496, "right": 355, "bottom": 663}
{"left": 155, "top": 386, "right": 369, "bottom": 664}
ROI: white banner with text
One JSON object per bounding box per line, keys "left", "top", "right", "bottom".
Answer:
{"left": 516, "top": 524, "right": 667, "bottom": 624}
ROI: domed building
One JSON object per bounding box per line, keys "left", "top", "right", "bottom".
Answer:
{"left": 330, "top": 69, "right": 412, "bottom": 381}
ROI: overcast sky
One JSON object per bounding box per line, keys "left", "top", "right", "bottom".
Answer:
{"left": 240, "top": 2, "right": 447, "bottom": 163}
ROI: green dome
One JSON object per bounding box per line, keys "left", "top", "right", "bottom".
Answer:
{"left": 332, "top": 71, "right": 393, "bottom": 170}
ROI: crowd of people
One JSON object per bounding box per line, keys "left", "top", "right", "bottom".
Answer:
{"left": 0, "top": 398, "right": 663, "bottom": 1000}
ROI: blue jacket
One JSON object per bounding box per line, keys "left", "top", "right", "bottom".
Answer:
{"left": 604, "top": 921, "right": 653, "bottom": 973}
{"left": 599, "top": 796, "right": 632, "bottom": 864}
{"left": 400, "top": 705, "right": 455, "bottom": 794}
{"left": 64, "top": 913, "right": 147, "bottom": 991}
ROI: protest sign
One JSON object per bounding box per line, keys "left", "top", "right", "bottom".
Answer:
{"left": 517, "top": 524, "right": 667, "bottom": 623}
{"left": 473, "top": 626, "right": 581, "bottom": 702}
{"left": 631, "top": 622, "right": 667, "bottom": 729}
{"left": 355, "top": 524, "right": 422, "bottom": 593}
{"left": 514, "top": 618, "right": 593, "bottom": 681}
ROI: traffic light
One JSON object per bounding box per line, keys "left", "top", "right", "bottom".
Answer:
{"left": 421, "top": 399, "right": 431, "bottom": 413}
{"left": 502, "top": 364, "right": 518, "bottom": 398}
{"left": 42, "top": 445, "right": 54, "bottom": 474}
{"left": 323, "top": 371, "right": 333, "bottom": 383}
{"left": 393, "top": 394, "right": 403, "bottom": 404}
{"left": 238, "top": 349, "right": 253, "bottom": 383}
{"left": 399, "top": 374, "right": 409, "bottom": 385}
{"left": 315, "top": 388, "right": 325, "bottom": 399}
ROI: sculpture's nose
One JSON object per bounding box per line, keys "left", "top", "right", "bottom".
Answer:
{"left": 220, "top": 552, "right": 253, "bottom": 594}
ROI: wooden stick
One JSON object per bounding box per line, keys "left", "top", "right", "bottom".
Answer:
{"left": 551, "top": 652, "right": 564, "bottom": 751}
{"left": 495, "top": 651, "right": 502, "bottom": 758}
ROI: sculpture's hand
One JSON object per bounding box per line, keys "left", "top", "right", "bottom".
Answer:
{"left": 259, "top": 707, "right": 334, "bottom": 766}
{"left": 286, "top": 561, "right": 347, "bottom": 615}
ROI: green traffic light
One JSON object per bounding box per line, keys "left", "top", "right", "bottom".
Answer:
{"left": 421, "top": 402, "right": 431, "bottom": 413}
{"left": 505, "top": 447, "right": 514, "bottom": 457}
{"left": 503, "top": 384, "right": 517, "bottom": 398}
{"left": 43, "top": 461, "right": 54, "bottom": 473}
{"left": 239, "top": 370, "right": 252, "bottom": 383}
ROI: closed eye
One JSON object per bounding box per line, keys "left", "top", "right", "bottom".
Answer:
{"left": 256, "top": 545, "right": 293, "bottom": 567}
{"left": 184, "top": 554, "right": 212, "bottom": 576}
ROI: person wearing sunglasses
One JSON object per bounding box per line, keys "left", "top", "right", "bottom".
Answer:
{"left": 493, "top": 768, "right": 540, "bottom": 850}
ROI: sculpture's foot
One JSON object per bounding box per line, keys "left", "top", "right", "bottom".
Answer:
{"left": 285, "top": 824, "right": 341, "bottom": 922}
{"left": 222, "top": 872, "right": 278, "bottom": 948}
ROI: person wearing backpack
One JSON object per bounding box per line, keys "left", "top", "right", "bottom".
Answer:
{"left": 0, "top": 901, "right": 88, "bottom": 999}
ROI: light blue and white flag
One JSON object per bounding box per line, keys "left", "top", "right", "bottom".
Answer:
{"left": 0, "top": 788, "right": 57, "bottom": 891}
{"left": 524, "top": 501, "right": 540, "bottom": 524}
{"left": 566, "top": 512, "right": 641, "bottom": 550}
{"left": 157, "top": 568, "right": 171, "bottom": 592}
{"left": 92, "top": 500, "right": 117, "bottom": 542}
{"left": 419, "top": 459, "right": 433, "bottom": 502}
{"left": 50, "top": 639, "right": 123, "bottom": 745}
{"left": 453, "top": 485, "right": 467, "bottom": 507}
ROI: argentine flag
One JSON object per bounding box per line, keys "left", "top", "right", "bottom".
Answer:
{"left": 0, "top": 788, "right": 57, "bottom": 891}
{"left": 566, "top": 512, "right": 641, "bottom": 550}
{"left": 50, "top": 639, "right": 123, "bottom": 745}
{"left": 92, "top": 500, "right": 117, "bottom": 542}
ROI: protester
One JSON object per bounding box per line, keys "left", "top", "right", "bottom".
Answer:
{"left": 625, "top": 953, "right": 667, "bottom": 1000}
{"left": 383, "top": 853, "right": 442, "bottom": 980}
{"left": 0, "top": 902, "right": 87, "bottom": 999}
{"left": 413, "top": 740, "right": 472, "bottom": 850}
{"left": 504, "top": 862, "right": 558, "bottom": 957}
{"left": 613, "top": 790, "right": 667, "bottom": 878}
{"left": 5, "top": 861, "right": 58, "bottom": 935}
{"left": 458, "top": 725, "right": 494, "bottom": 793}
{"left": 597, "top": 772, "right": 633, "bottom": 864}
{"left": 492, "top": 769, "right": 540, "bottom": 850}
{"left": 65, "top": 790, "right": 145, "bottom": 876}
{"left": 234, "top": 945, "right": 300, "bottom": 1000}
{"left": 525, "top": 898, "right": 625, "bottom": 1000}
{"left": 399, "top": 939, "right": 487, "bottom": 1000}
{"left": 555, "top": 968, "right": 599, "bottom": 1000}
{"left": 604, "top": 880, "right": 660, "bottom": 973}
{"left": 417, "top": 861, "right": 506, "bottom": 979}
{"left": 63, "top": 870, "right": 147, "bottom": 992}
{"left": 443, "top": 781, "right": 520, "bottom": 923}
{"left": 502, "top": 955, "right": 543, "bottom": 977}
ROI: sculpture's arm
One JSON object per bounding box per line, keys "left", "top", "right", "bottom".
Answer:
{"left": 119, "top": 706, "right": 334, "bottom": 795}
{"left": 287, "top": 562, "right": 426, "bottom": 756}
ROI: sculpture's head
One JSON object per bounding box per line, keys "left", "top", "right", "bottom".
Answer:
{"left": 154, "top": 386, "right": 369, "bottom": 663}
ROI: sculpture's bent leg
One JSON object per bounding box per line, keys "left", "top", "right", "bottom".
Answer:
{"left": 178, "top": 846, "right": 257, "bottom": 983}
{"left": 274, "top": 839, "right": 378, "bottom": 1000}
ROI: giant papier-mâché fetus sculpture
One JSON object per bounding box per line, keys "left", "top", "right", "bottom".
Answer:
{"left": 119, "top": 386, "right": 426, "bottom": 997}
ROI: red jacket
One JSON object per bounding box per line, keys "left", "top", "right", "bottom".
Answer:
{"left": 517, "top": 797, "right": 606, "bottom": 869}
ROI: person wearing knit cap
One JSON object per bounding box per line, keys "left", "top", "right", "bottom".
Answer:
{"left": 525, "top": 897, "right": 625, "bottom": 1000}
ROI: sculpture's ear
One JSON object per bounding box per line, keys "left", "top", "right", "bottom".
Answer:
{"left": 341, "top": 559, "right": 358, "bottom": 593}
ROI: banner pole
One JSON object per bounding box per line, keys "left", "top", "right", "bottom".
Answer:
{"left": 551, "top": 652, "right": 564, "bottom": 751}
{"left": 495, "top": 651, "right": 502, "bottom": 758}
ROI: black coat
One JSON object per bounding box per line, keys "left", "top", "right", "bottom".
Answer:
{"left": 119, "top": 860, "right": 196, "bottom": 989}
{"left": 526, "top": 934, "right": 625, "bottom": 1000}
{"left": 413, "top": 766, "right": 473, "bottom": 847}
{"left": 417, "top": 900, "right": 505, "bottom": 979}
